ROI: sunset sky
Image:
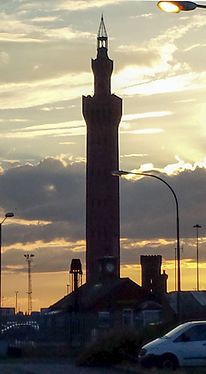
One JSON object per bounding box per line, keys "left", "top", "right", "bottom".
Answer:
{"left": 0, "top": 0, "right": 206, "bottom": 312}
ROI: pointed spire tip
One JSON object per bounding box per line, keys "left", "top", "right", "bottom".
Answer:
{"left": 97, "top": 14, "right": 108, "bottom": 49}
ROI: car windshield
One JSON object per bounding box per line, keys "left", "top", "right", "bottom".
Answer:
{"left": 164, "top": 324, "right": 190, "bottom": 338}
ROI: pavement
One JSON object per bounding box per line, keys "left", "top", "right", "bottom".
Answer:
{"left": 0, "top": 359, "right": 124, "bottom": 374}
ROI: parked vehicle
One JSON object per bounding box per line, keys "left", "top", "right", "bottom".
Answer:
{"left": 138, "top": 321, "right": 206, "bottom": 369}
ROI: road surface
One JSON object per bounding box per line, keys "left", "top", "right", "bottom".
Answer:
{"left": 0, "top": 359, "right": 123, "bottom": 374}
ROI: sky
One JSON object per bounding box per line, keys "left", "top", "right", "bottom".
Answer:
{"left": 0, "top": 0, "right": 206, "bottom": 312}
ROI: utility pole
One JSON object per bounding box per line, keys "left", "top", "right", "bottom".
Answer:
{"left": 193, "top": 224, "right": 202, "bottom": 291}
{"left": 0, "top": 212, "right": 14, "bottom": 308}
{"left": 24, "top": 253, "right": 34, "bottom": 315}
{"left": 174, "top": 247, "right": 177, "bottom": 291}
{"left": 15, "top": 291, "right": 18, "bottom": 314}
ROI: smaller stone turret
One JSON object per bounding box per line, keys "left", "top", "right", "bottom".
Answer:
{"left": 140, "top": 255, "right": 168, "bottom": 295}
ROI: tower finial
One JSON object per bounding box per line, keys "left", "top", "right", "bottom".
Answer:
{"left": 97, "top": 14, "right": 108, "bottom": 49}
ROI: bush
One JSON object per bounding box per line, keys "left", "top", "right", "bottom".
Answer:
{"left": 77, "top": 328, "right": 144, "bottom": 367}
{"left": 77, "top": 322, "right": 176, "bottom": 367}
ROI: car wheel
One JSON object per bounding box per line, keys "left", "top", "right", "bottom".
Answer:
{"left": 159, "top": 354, "right": 178, "bottom": 370}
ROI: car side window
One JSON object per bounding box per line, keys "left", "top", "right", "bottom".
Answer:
{"left": 175, "top": 325, "right": 206, "bottom": 342}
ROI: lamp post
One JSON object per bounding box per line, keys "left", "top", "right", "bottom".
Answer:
{"left": 157, "top": 1, "right": 206, "bottom": 13}
{"left": 193, "top": 224, "right": 202, "bottom": 291}
{"left": 15, "top": 291, "right": 19, "bottom": 314}
{"left": 112, "top": 170, "right": 181, "bottom": 319}
{"left": 0, "top": 212, "right": 14, "bottom": 309}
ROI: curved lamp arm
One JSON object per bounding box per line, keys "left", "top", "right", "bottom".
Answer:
{"left": 112, "top": 169, "right": 181, "bottom": 319}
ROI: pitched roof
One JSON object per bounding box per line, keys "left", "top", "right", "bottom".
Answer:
{"left": 167, "top": 291, "right": 206, "bottom": 315}
{"left": 50, "top": 277, "right": 151, "bottom": 312}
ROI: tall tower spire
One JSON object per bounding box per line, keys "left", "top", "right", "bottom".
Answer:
{"left": 82, "top": 17, "right": 122, "bottom": 284}
{"left": 97, "top": 14, "right": 108, "bottom": 49}
{"left": 92, "top": 16, "right": 113, "bottom": 97}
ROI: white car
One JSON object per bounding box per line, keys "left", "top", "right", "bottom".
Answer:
{"left": 138, "top": 321, "right": 206, "bottom": 369}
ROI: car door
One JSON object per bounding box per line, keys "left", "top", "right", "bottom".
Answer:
{"left": 173, "top": 324, "right": 206, "bottom": 366}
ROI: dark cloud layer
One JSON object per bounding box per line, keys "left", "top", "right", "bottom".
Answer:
{"left": 0, "top": 157, "right": 85, "bottom": 223}
{"left": 0, "top": 159, "right": 205, "bottom": 274}
{"left": 121, "top": 167, "right": 206, "bottom": 239}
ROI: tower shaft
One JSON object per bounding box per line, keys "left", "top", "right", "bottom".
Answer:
{"left": 83, "top": 17, "right": 122, "bottom": 283}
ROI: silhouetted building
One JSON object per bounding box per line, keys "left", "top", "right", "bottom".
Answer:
{"left": 141, "top": 255, "right": 168, "bottom": 294}
{"left": 0, "top": 307, "right": 15, "bottom": 317}
{"left": 82, "top": 16, "right": 122, "bottom": 283}
{"left": 167, "top": 291, "right": 206, "bottom": 321}
{"left": 50, "top": 278, "right": 163, "bottom": 332}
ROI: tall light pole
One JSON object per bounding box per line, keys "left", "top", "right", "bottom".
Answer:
{"left": 0, "top": 212, "right": 14, "bottom": 309}
{"left": 24, "top": 253, "right": 34, "bottom": 315}
{"left": 112, "top": 170, "right": 181, "bottom": 319}
{"left": 193, "top": 224, "right": 201, "bottom": 291}
{"left": 157, "top": 1, "right": 206, "bottom": 13}
{"left": 15, "top": 290, "right": 19, "bottom": 314}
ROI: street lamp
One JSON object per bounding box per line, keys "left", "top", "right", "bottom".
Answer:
{"left": 0, "top": 212, "right": 14, "bottom": 308}
{"left": 157, "top": 1, "right": 206, "bottom": 13}
{"left": 193, "top": 224, "right": 202, "bottom": 291}
{"left": 112, "top": 170, "right": 181, "bottom": 319}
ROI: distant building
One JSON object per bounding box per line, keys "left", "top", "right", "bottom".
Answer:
{"left": 167, "top": 291, "right": 206, "bottom": 321}
{"left": 0, "top": 307, "right": 15, "bottom": 317}
{"left": 40, "top": 308, "right": 50, "bottom": 314}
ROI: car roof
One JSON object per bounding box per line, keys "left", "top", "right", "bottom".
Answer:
{"left": 182, "top": 321, "right": 206, "bottom": 326}
{"left": 164, "top": 321, "right": 206, "bottom": 338}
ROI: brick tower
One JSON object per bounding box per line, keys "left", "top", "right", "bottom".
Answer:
{"left": 82, "top": 16, "right": 122, "bottom": 283}
{"left": 140, "top": 255, "right": 168, "bottom": 295}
